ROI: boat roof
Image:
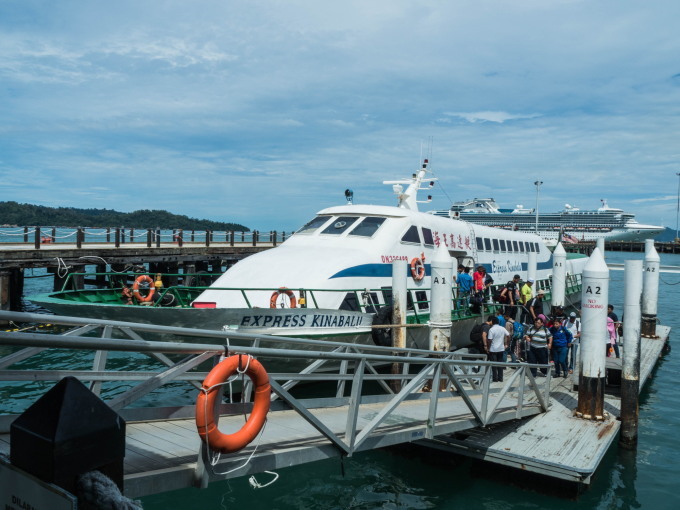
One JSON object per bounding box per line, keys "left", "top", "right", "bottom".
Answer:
{"left": 316, "top": 204, "right": 410, "bottom": 218}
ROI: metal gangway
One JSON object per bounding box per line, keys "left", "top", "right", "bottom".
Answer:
{"left": 0, "top": 311, "right": 551, "bottom": 499}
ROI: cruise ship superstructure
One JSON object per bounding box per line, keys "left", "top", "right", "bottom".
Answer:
{"left": 430, "top": 198, "right": 663, "bottom": 243}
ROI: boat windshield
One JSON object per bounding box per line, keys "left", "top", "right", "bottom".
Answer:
{"left": 296, "top": 215, "right": 332, "bottom": 234}
{"left": 349, "top": 217, "right": 386, "bottom": 237}
{"left": 321, "top": 216, "right": 359, "bottom": 235}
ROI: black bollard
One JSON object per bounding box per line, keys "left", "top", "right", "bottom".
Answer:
{"left": 10, "top": 376, "right": 126, "bottom": 494}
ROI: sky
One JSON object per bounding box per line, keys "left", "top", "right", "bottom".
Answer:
{"left": 1, "top": 0, "right": 680, "bottom": 231}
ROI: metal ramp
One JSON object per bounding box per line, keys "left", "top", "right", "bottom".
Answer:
{"left": 0, "top": 311, "right": 551, "bottom": 498}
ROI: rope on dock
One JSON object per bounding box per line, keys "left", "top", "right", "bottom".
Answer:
{"left": 76, "top": 470, "right": 142, "bottom": 510}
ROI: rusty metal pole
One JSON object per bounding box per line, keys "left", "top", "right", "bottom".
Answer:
{"left": 641, "top": 239, "right": 660, "bottom": 338}
{"left": 391, "top": 259, "right": 407, "bottom": 392}
{"left": 575, "top": 247, "right": 609, "bottom": 421}
{"left": 620, "top": 259, "right": 642, "bottom": 448}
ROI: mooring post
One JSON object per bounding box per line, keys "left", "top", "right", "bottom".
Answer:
{"left": 391, "top": 259, "right": 407, "bottom": 392}
{"left": 156, "top": 227, "right": 161, "bottom": 248}
{"left": 146, "top": 228, "right": 152, "bottom": 248}
{"left": 177, "top": 229, "right": 184, "bottom": 247}
{"left": 551, "top": 242, "right": 566, "bottom": 314}
{"left": 641, "top": 239, "right": 660, "bottom": 338}
{"left": 527, "top": 251, "right": 537, "bottom": 283}
{"left": 429, "top": 243, "right": 454, "bottom": 352}
{"left": 575, "top": 247, "right": 609, "bottom": 421}
{"left": 620, "top": 259, "right": 642, "bottom": 448}
{"left": 34, "top": 226, "right": 41, "bottom": 250}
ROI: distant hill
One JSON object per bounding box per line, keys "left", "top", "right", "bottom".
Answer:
{"left": 0, "top": 201, "right": 249, "bottom": 231}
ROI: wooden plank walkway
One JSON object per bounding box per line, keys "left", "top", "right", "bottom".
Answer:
{"left": 119, "top": 389, "right": 544, "bottom": 497}
{"left": 423, "top": 326, "right": 670, "bottom": 483}
{"left": 0, "top": 384, "right": 545, "bottom": 498}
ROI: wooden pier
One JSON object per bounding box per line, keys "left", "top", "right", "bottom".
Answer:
{"left": 424, "top": 327, "right": 670, "bottom": 484}
{"left": 0, "top": 232, "right": 279, "bottom": 313}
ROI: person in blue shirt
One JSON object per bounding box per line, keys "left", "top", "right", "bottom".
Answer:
{"left": 550, "top": 322, "right": 573, "bottom": 378}
{"left": 456, "top": 265, "right": 473, "bottom": 310}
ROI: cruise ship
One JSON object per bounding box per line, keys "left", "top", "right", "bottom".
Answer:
{"left": 429, "top": 198, "right": 664, "bottom": 243}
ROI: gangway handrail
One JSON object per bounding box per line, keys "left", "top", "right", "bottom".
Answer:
{"left": 0, "top": 310, "right": 551, "bottom": 484}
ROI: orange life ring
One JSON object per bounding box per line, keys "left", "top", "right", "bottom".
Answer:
{"left": 410, "top": 255, "right": 425, "bottom": 282}
{"left": 132, "top": 274, "right": 155, "bottom": 302}
{"left": 195, "top": 355, "right": 271, "bottom": 454}
{"left": 269, "top": 287, "right": 297, "bottom": 308}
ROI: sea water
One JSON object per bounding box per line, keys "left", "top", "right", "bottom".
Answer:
{"left": 7, "top": 250, "right": 680, "bottom": 509}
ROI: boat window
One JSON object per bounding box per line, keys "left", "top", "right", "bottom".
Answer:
{"left": 321, "top": 216, "right": 359, "bottom": 235}
{"left": 500, "top": 240, "right": 506, "bottom": 251}
{"left": 401, "top": 225, "right": 421, "bottom": 244}
{"left": 484, "top": 238, "right": 492, "bottom": 251}
{"left": 526, "top": 242, "right": 532, "bottom": 252}
{"left": 414, "top": 290, "right": 429, "bottom": 311}
{"left": 492, "top": 239, "right": 499, "bottom": 251}
{"left": 513, "top": 241, "right": 519, "bottom": 252}
{"left": 349, "top": 217, "right": 386, "bottom": 237}
{"left": 476, "top": 237, "right": 484, "bottom": 250}
{"left": 381, "top": 287, "right": 393, "bottom": 306}
{"left": 422, "top": 228, "right": 434, "bottom": 246}
{"left": 296, "top": 215, "right": 332, "bottom": 234}
{"left": 534, "top": 242, "right": 540, "bottom": 252}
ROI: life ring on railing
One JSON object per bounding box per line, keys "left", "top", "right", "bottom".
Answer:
{"left": 132, "top": 274, "right": 155, "bottom": 303}
{"left": 195, "top": 355, "right": 271, "bottom": 454}
{"left": 410, "top": 253, "right": 426, "bottom": 282}
{"left": 269, "top": 287, "right": 297, "bottom": 308}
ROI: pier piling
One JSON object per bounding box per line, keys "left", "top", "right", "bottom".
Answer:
{"left": 429, "top": 244, "right": 453, "bottom": 352}
{"left": 391, "top": 259, "right": 407, "bottom": 391}
{"left": 576, "top": 248, "right": 609, "bottom": 421}
{"left": 641, "top": 239, "right": 660, "bottom": 338}
{"left": 551, "top": 242, "right": 567, "bottom": 313}
{"left": 527, "top": 251, "right": 537, "bottom": 282}
{"left": 620, "top": 259, "right": 643, "bottom": 448}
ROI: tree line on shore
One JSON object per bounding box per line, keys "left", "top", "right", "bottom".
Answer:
{"left": 0, "top": 201, "right": 249, "bottom": 231}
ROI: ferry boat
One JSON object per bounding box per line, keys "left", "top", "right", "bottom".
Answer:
{"left": 30, "top": 160, "right": 587, "bottom": 350}
{"left": 430, "top": 198, "right": 664, "bottom": 244}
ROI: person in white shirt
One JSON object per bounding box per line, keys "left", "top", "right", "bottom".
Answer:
{"left": 485, "top": 316, "right": 510, "bottom": 382}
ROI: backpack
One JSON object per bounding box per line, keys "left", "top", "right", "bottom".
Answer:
{"left": 470, "top": 323, "right": 484, "bottom": 343}
{"left": 512, "top": 321, "right": 524, "bottom": 340}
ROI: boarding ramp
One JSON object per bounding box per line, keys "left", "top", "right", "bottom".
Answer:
{"left": 0, "top": 311, "right": 551, "bottom": 498}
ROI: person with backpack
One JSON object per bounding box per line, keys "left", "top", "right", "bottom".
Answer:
{"left": 499, "top": 274, "right": 521, "bottom": 317}
{"left": 486, "top": 316, "right": 510, "bottom": 382}
{"left": 563, "top": 312, "right": 581, "bottom": 373}
{"left": 523, "top": 316, "right": 552, "bottom": 377}
{"left": 550, "top": 321, "right": 573, "bottom": 378}
{"left": 469, "top": 316, "right": 493, "bottom": 354}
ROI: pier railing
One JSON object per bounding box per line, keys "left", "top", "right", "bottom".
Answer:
{"left": 0, "top": 226, "right": 288, "bottom": 249}
{"left": 0, "top": 311, "right": 551, "bottom": 449}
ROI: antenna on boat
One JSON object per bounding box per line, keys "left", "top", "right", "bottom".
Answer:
{"left": 383, "top": 158, "right": 436, "bottom": 211}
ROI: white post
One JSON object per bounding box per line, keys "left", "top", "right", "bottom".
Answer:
{"left": 392, "top": 260, "right": 408, "bottom": 350}
{"left": 596, "top": 237, "right": 605, "bottom": 258}
{"left": 551, "top": 242, "right": 567, "bottom": 309}
{"left": 429, "top": 244, "right": 454, "bottom": 352}
{"left": 391, "top": 259, "right": 408, "bottom": 392}
{"left": 576, "top": 247, "right": 609, "bottom": 421}
{"left": 620, "top": 259, "right": 642, "bottom": 448}
{"left": 527, "top": 251, "right": 537, "bottom": 283}
{"left": 641, "top": 239, "right": 660, "bottom": 337}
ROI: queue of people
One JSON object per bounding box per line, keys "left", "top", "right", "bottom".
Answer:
{"left": 459, "top": 265, "right": 621, "bottom": 381}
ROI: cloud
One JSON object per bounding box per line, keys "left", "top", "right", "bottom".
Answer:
{"left": 442, "top": 111, "right": 542, "bottom": 124}
{"left": 1, "top": 1, "right": 680, "bottom": 229}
